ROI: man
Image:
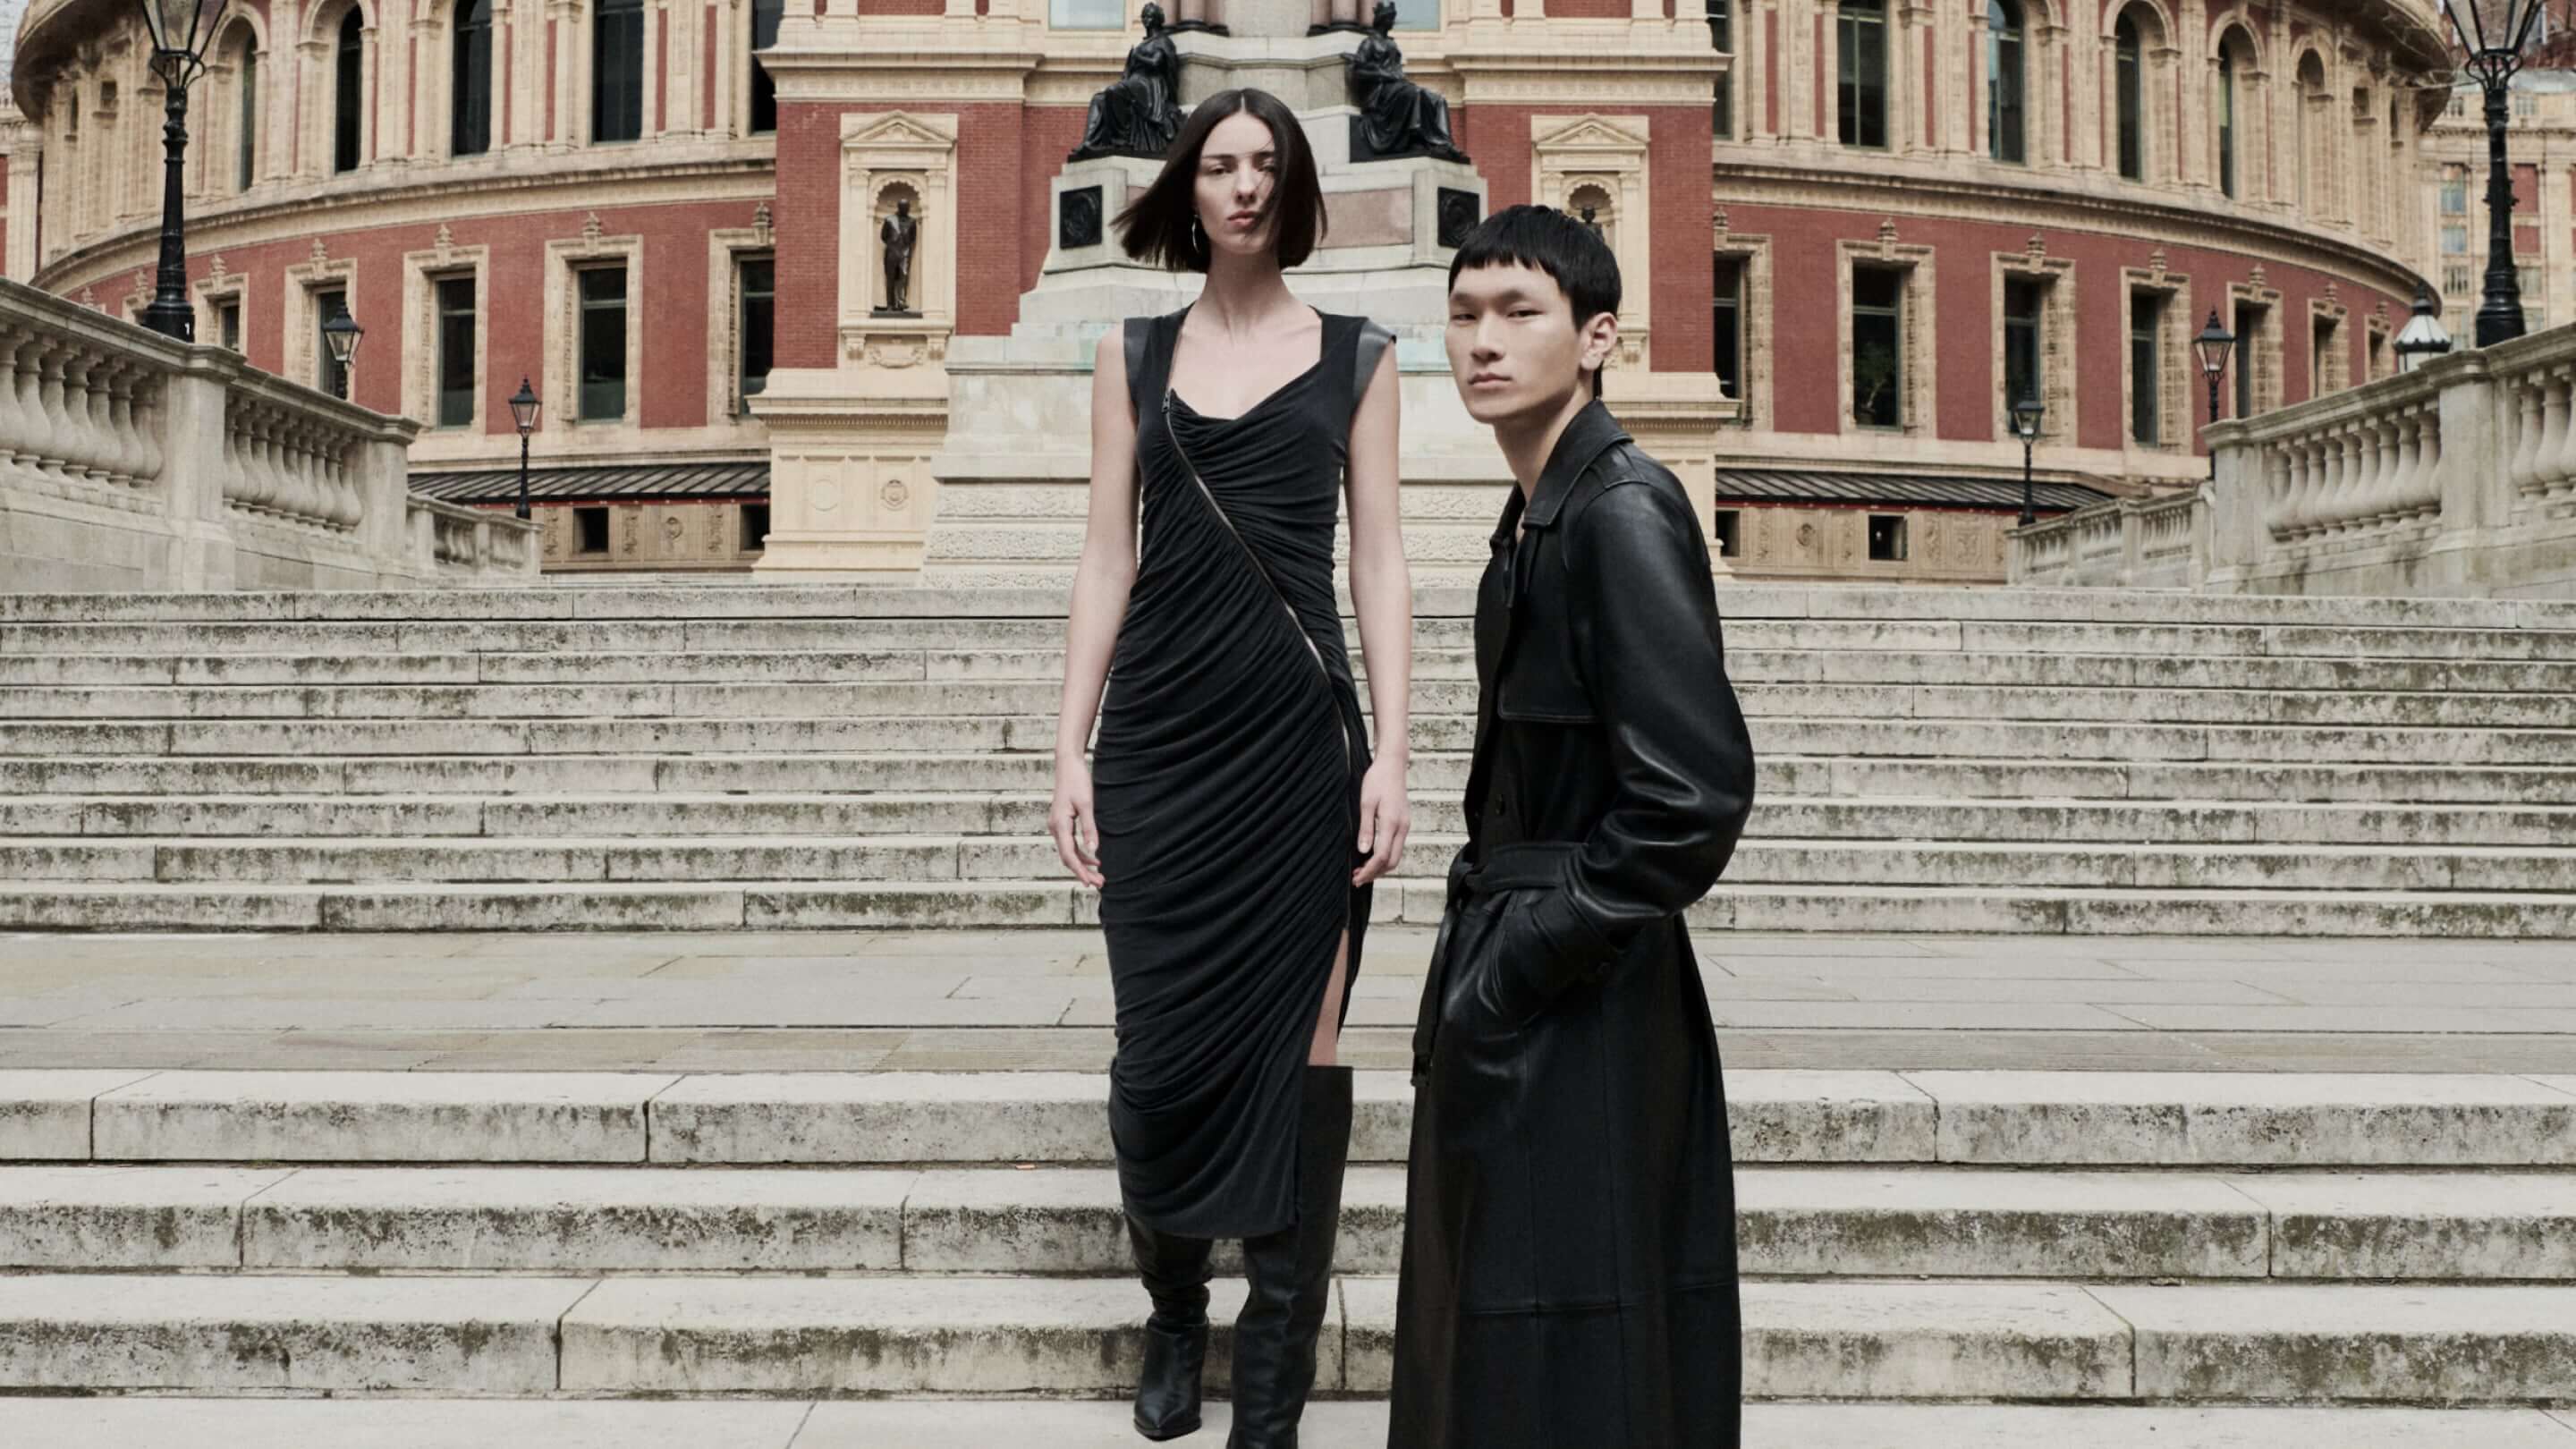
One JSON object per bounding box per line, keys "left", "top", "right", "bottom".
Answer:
{"left": 1389, "top": 204, "right": 1758, "bottom": 1448}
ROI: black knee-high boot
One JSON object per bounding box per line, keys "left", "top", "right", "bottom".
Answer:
{"left": 1130, "top": 1213, "right": 1216, "bottom": 1440}
{"left": 1227, "top": 1064, "right": 1354, "bottom": 1449}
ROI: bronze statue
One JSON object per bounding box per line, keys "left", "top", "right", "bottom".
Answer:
{"left": 1347, "top": 0, "right": 1466, "bottom": 162}
{"left": 1071, "top": 4, "right": 1183, "bottom": 161}
{"left": 879, "top": 198, "right": 919, "bottom": 314}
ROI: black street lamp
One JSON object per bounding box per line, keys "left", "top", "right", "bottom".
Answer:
{"left": 321, "top": 307, "right": 362, "bottom": 401}
{"left": 2194, "top": 308, "right": 2236, "bottom": 482}
{"left": 2446, "top": 0, "right": 2550, "bottom": 347}
{"left": 2007, "top": 393, "right": 2045, "bottom": 527}
{"left": 2394, "top": 282, "right": 2457, "bottom": 374}
{"left": 508, "top": 377, "right": 542, "bottom": 521}
{"left": 135, "top": 0, "right": 230, "bottom": 343}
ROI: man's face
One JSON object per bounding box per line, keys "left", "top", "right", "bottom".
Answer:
{"left": 1445, "top": 261, "right": 1609, "bottom": 425}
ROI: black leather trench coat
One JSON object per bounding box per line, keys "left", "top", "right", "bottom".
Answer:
{"left": 1388, "top": 400, "right": 1757, "bottom": 1449}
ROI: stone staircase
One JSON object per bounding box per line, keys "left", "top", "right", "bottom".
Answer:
{"left": 3, "top": 581, "right": 2574, "bottom": 935}
{"left": 5, "top": 1065, "right": 2576, "bottom": 1411}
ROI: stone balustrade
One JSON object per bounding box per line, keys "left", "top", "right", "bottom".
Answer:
{"left": 0, "top": 277, "right": 536, "bottom": 591}
{"left": 2015, "top": 326, "right": 2576, "bottom": 599}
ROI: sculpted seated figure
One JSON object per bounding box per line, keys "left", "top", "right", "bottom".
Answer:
{"left": 1071, "top": 4, "right": 1184, "bottom": 161}
{"left": 1346, "top": 0, "right": 1468, "bottom": 162}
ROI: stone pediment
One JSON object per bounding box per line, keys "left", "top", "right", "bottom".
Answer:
{"left": 1530, "top": 114, "right": 1648, "bottom": 154}
{"left": 841, "top": 112, "right": 959, "bottom": 149}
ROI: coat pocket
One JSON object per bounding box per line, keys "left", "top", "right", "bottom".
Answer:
{"left": 1448, "top": 892, "right": 1551, "bottom": 1034}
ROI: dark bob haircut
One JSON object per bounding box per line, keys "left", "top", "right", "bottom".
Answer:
{"left": 1446, "top": 203, "right": 1623, "bottom": 398}
{"left": 1114, "top": 89, "right": 1328, "bottom": 272}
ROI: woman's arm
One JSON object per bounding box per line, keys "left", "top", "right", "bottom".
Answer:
{"left": 1049, "top": 327, "right": 1143, "bottom": 889}
{"left": 1345, "top": 338, "right": 1412, "bottom": 886}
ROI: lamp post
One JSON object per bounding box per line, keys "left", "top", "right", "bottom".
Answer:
{"left": 2394, "top": 281, "right": 2457, "bottom": 373}
{"left": 508, "top": 377, "right": 542, "bottom": 521}
{"left": 320, "top": 307, "right": 362, "bottom": 401}
{"left": 2007, "top": 393, "right": 2045, "bottom": 527}
{"left": 2446, "top": 0, "right": 2549, "bottom": 347}
{"left": 135, "top": 0, "right": 230, "bottom": 343}
{"left": 2194, "top": 308, "right": 2236, "bottom": 483}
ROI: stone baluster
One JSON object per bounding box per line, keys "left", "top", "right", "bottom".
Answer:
{"left": 127, "top": 368, "right": 164, "bottom": 488}
{"left": 105, "top": 363, "right": 147, "bottom": 487}
{"left": 0, "top": 328, "right": 27, "bottom": 477}
{"left": 2506, "top": 373, "right": 2545, "bottom": 496}
{"left": 2531, "top": 369, "right": 2572, "bottom": 499}
{"left": 8, "top": 335, "right": 52, "bottom": 470}
{"left": 2265, "top": 439, "right": 2298, "bottom": 539}
{"left": 2375, "top": 409, "right": 2418, "bottom": 528}
{"left": 76, "top": 353, "right": 118, "bottom": 483}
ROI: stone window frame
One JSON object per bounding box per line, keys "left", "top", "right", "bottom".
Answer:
{"left": 1826, "top": 0, "right": 1905, "bottom": 152}
{"left": 562, "top": 0, "right": 666, "bottom": 148}
{"left": 411, "top": 0, "right": 507, "bottom": 164}
{"left": 1837, "top": 229, "right": 1936, "bottom": 439}
{"left": 2209, "top": 20, "right": 2267, "bottom": 203}
{"left": 2119, "top": 258, "right": 2190, "bottom": 454}
{"left": 2308, "top": 294, "right": 2350, "bottom": 401}
{"left": 301, "top": 0, "right": 377, "bottom": 178}
{"left": 283, "top": 246, "right": 361, "bottom": 395}
{"left": 2227, "top": 275, "right": 2285, "bottom": 422}
{"left": 1532, "top": 114, "right": 1653, "bottom": 368}
{"left": 2364, "top": 312, "right": 2392, "bottom": 384}
{"left": 191, "top": 261, "right": 251, "bottom": 354}
{"left": 545, "top": 224, "right": 647, "bottom": 430}
{"left": 403, "top": 238, "right": 494, "bottom": 431}
{"left": 1991, "top": 241, "right": 2076, "bottom": 445}
{"left": 730, "top": 0, "right": 785, "bottom": 140}
{"left": 191, "top": 13, "right": 268, "bottom": 199}
{"left": 2105, "top": 0, "right": 2180, "bottom": 187}
{"left": 1972, "top": 0, "right": 2064, "bottom": 168}
{"left": 1711, "top": 216, "right": 1774, "bottom": 432}
{"left": 2290, "top": 45, "right": 2334, "bottom": 225}
{"left": 707, "top": 213, "right": 777, "bottom": 425}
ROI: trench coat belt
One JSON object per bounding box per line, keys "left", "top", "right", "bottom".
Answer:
{"left": 1462, "top": 841, "right": 1580, "bottom": 897}
{"left": 1414, "top": 843, "right": 1580, "bottom": 1080}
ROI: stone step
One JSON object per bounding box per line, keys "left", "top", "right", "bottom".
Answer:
{"left": 4, "top": 1163, "right": 2569, "bottom": 1281}
{"left": 5, "top": 1400, "right": 2567, "bottom": 1449}
{"left": 7, "top": 611, "right": 2576, "bottom": 661}
{"left": 6, "top": 835, "right": 2569, "bottom": 892}
{"left": 12, "top": 715, "right": 2570, "bottom": 768}
{"left": 1, "top": 1272, "right": 2571, "bottom": 1401}
{"left": 6, "top": 752, "right": 2567, "bottom": 806}
{"left": 10, "top": 794, "right": 2565, "bottom": 849}
{"left": 17, "top": 644, "right": 2576, "bottom": 696}
{"left": 4, "top": 580, "right": 2567, "bottom": 630}
{"left": 6, "top": 679, "right": 2573, "bottom": 732}
{"left": 5, "top": 878, "right": 2576, "bottom": 934}
{"left": 13, "top": 1070, "right": 2571, "bottom": 1169}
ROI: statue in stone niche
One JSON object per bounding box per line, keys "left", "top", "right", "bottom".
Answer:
{"left": 1069, "top": 4, "right": 1183, "bottom": 161}
{"left": 1347, "top": 0, "right": 1467, "bottom": 162}
{"left": 1578, "top": 204, "right": 1603, "bottom": 239}
{"left": 878, "top": 198, "right": 919, "bottom": 314}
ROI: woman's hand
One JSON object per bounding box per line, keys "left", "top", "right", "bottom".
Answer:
{"left": 1051, "top": 755, "right": 1105, "bottom": 889}
{"left": 1352, "top": 754, "right": 1411, "bottom": 886}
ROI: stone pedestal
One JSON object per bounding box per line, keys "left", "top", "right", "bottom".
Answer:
{"left": 750, "top": 363, "right": 948, "bottom": 575}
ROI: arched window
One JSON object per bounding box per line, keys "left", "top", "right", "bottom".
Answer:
{"left": 594, "top": 0, "right": 645, "bottom": 143}
{"left": 2216, "top": 43, "right": 2237, "bottom": 199}
{"left": 233, "top": 33, "right": 258, "bottom": 191}
{"left": 1987, "top": 0, "right": 2025, "bottom": 164}
{"left": 453, "top": 0, "right": 492, "bottom": 157}
{"left": 2114, "top": 12, "right": 2142, "bottom": 181}
{"left": 2295, "top": 52, "right": 2328, "bottom": 216}
{"left": 334, "top": 9, "right": 363, "bottom": 173}
{"left": 750, "top": 0, "right": 783, "bottom": 135}
{"left": 1838, "top": 0, "right": 1887, "bottom": 149}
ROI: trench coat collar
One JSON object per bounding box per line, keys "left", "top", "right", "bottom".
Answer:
{"left": 1487, "top": 397, "right": 1631, "bottom": 547}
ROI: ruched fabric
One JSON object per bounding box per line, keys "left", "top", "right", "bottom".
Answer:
{"left": 1094, "top": 303, "right": 1375, "bottom": 1239}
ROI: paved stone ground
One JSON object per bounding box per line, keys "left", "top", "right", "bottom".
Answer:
{"left": 6, "top": 928, "right": 2576, "bottom": 1072}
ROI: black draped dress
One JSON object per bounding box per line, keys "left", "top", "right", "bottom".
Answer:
{"left": 1095, "top": 302, "right": 1391, "bottom": 1239}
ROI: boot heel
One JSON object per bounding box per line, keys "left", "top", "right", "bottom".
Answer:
{"left": 1225, "top": 1065, "right": 1355, "bottom": 1449}
{"left": 1130, "top": 1213, "right": 1215, "bottom": 1441}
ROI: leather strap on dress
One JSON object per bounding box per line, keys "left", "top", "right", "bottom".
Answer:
{"left": 1351, "top": 319, "right": 1394, "bottom": 412}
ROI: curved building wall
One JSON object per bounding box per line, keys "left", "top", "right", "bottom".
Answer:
{"left": 0, "top": 0, "right": 2450, "bottom": 580}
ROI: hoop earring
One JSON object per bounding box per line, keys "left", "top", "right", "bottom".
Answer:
{"left": 1190, "top": 216, "right": 1205, "bottom": 254}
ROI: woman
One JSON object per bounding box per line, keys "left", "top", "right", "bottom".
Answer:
{"left": 1048, "top": 87, "right": 1413, "bottom": 1447}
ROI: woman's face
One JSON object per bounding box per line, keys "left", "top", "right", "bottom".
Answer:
{"left": 1195, "top": 110, "right": 1280, "bottom": 259}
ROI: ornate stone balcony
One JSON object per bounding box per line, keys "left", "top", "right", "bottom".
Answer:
{"left": 0, "top": 277, "right": 535, "bottom": 589}
{"left": 2015, "top": 327, "right": 2576, "bottom": 600}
